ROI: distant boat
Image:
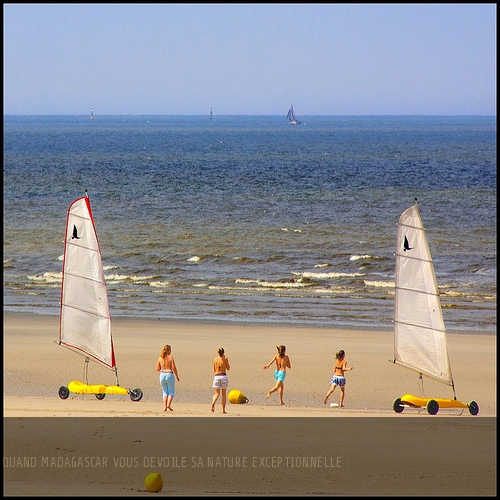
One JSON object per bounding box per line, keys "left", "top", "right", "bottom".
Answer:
{"left": 287, "top": 103, "right": 301, "bottom": 125}
{"left": 90, "top": 109, "right": 94, "bottom": 119}
{"left": 209, "top": 107, "right": 213, "bottom": 119}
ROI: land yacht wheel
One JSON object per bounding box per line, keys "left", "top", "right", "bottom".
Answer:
{"left": 58, "top": 386, "right": 70, "bottom": 399}
{"left": 426, "top": 399, "right": 439, "bottom": 415}
{"left": 95, "top": 393, "right": 106, "bottom": 400}
{"left": 393, "top": 397, "right": 404, "bottom": 413}
{"left": 468, "top": 401, "right": 479, "bottom": 415}
{"left": 130, "top": 388, "right": 143, "bottom": 402}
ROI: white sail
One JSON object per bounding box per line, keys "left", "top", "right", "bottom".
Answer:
{"left": 393, "top": 200, "right": 453, "bottom": 386}
{"left": 58, "top": 193, "right": 116, "bottom": 370}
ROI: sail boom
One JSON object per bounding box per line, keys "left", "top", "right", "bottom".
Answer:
{"left": 394, "top": 319, "right": 445, "bottom": 333}
{"left": 57, "top": 341, "right": 117, "bottom": 372}
{"left": 395, "top": 285, "right": 440, "bottom": 298}
{"left": 395, "top": 252, "right": 432, "bottom": 264}
{"left": 392, "top": 359, "right": 454, "bottom": 387}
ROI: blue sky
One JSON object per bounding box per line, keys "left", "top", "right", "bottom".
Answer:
{"left": 3, "top": 3, "right": 496, "bottom": 115}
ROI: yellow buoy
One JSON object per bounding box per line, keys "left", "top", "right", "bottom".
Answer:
{"left": 145, "top": 472, "right": 163, "bottom": 493}
{"left": 228, "top": 389, "right": 249, "bottom": 404}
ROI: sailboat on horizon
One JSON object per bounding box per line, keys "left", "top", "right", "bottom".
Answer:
{"left": 57, "top": 190, "right": 143, "bottom": 402}
{"left": 391, "top": 198, "right": 478, "bottom": 415}
{"left": 287, "top": 103, "right": 301, "bottom": 125}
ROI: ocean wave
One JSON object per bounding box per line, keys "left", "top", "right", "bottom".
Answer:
{"left": 292, "top": 271, "right": 365, "bottom": 279}
{"left": 441, "top": 290, "right": 497, "bottom": 300}
{"left": 105, "top": 273, "right": 157, "bottom": 284}
{"left": 233, "top": 278, "right": 313, "bottom": 289}
{"left": 150, "top": 280, "right": 173, "bottom": 288}
{"left": 27, "top": 272, "right": 62, "bottom": 284}
{"left": 363, "top": 280, "right": 394, "bottom": 288}
{"left": 350, "top": 254, "right": 375, "bottom": 261}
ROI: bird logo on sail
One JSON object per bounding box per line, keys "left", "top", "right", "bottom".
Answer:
{"left": 72, "top": 225, "right": 81, "bottom": 239}
{"left": 403, "top": 235, "right": 413, "bottom": 251}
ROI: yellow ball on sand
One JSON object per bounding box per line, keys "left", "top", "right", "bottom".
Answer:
{"left": 145, "top": 472, "right": 163, "bottom": 493}
{"left": 228, "top": 389, "right": 249, "bottom": 404}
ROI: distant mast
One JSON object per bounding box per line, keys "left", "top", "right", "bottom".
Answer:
{"left": 209, "top": 107, "right": 213, "bottom": 119}
{"left": 90, "top": 109, "right": 94, "bottom": 119}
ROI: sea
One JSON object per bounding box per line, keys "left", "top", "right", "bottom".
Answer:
{"left": 3, "top": 115, "right": 497, "bottom": 334}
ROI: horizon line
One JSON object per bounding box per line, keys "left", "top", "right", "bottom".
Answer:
{"left": 4, "top": 113, "right": 497, "bottom": 118}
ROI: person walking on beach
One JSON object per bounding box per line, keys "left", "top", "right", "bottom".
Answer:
{"left": 156, "top": 344, "right": 180, "bottom": 412}
{"left": 263, "top": 345, "right": 291, "bottom": 405}
{"left": 211, "top": 347, "right": 231, "bottom": 414}
{"left": 323, "top": 349, "right": 353, "bottom": 408}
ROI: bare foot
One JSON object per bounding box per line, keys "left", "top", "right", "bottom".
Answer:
{"left": 210, "top": 404, "right": 215, "bottom": 412}
{"left": 265, "top": 393, "right": 271, "bottom": 399}
{"left": 167, "top": 407, "right": 173, "bottom": 411}
{"left": 340, "top": 405, "right": 346, "bottom": 408}
{"left": 323, "top": 398, "right": 328, "bottom": 404}
{"left": 280, "top": 402, "right": 285, "bottom": 405}
{"left": 222, "top": 411, "right": 227, "bottom": 414}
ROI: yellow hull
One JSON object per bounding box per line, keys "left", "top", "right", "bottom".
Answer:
{"left": 67, "top": 380, "right": 128, "bottom": 395}
{"left": 401, "top": 394, "right": 468, "bottom": 409}
{"left": 58, "top": 381, "right": 143, "bottom": 401}
{"left": 393, "top": 394, "right": 479, "bottom": 415}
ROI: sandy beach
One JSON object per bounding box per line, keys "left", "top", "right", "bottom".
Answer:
{"left": 4, "top": 313, "right": 496, "bottom": 495}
